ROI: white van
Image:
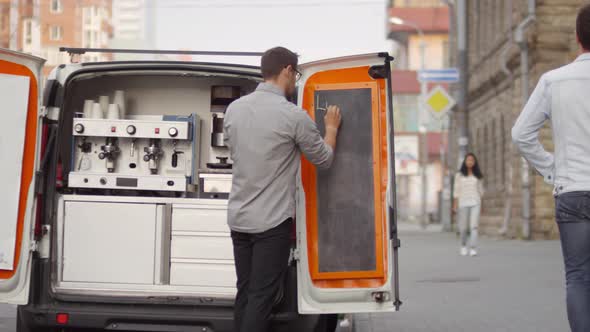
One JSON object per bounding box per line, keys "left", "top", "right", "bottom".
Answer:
{"left": 0, "top": 47, "right": 401, "bottom": 332}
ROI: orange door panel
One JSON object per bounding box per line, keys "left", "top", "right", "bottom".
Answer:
{"left": 301, "top": 66, "right": 388, "bottom": 289}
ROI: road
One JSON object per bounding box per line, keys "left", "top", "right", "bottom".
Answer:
{"left": 0, "top": 304, "right": 15, "bottom": 332}
{"left": 0, "top": 225, "right": 569, "bottom": 332}
{"left": 355, "top": 225, "right": 568, "bottom": 332}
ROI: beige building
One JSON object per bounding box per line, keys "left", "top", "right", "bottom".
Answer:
{"left": 0, "top": 0, "right": 112, "bottom": 76}
{"left": 448, "top": 0, "right": 584, "bottom": 239}
{"left": 387, "top": 0, "right": 451, "bottom": 222}
{"left": 389, "top": 0, "right": 450, "bottom": 70}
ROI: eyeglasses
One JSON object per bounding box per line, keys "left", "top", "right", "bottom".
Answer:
{"left": 294, "top": 68, "right": 302, "bottom": 82}
{"left": 287, "top": 65, "right": 302, "bottom": 81}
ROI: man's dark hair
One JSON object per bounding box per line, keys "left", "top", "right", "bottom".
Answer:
{"left": 577, "top": 3, "right": 590, "bottom": 51}
{"left": 261, "top": 47, "right": 298, "bottom": 80}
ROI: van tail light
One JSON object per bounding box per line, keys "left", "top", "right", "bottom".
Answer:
{"left": 56, "top": 162, "right": 64, "bottom": 188}
{"left": 56, "top": 313, "right": 69, "bottom": 325}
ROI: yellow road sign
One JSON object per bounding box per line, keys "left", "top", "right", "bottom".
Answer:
{"left": 424, "top": 85, "right": 456, "bottom": 117}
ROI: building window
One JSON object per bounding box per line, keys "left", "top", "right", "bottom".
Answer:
{"left": 499, "top": 115, "right": 506, "bottom": 188}
{"left": 84, "top": 30, "right": 92, "bottom": 47}
{"left": 490, "top": 119, "right": 497, "bottom": 190}
{"left": 50, "top": 0, "right": 62, "bottom": 13}
{"left": 442, "top": 39, "right": 450, "bottom": 68}
{"left": 24, "top": 19, "right": 32, "bottom": 45}
{"left": 0, "top": 9, "right": 5, "bottom": 31}
{"left": 50, "top": 25, "right": 63, "bottom": 41}
{"left": 84, "top": 8, "right": 91, "bottom": 25}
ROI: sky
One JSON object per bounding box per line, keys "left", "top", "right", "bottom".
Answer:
{"left": 153, "top": 0, "right": 393, "bottom": 65}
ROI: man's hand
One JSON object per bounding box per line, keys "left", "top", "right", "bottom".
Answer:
{"left": 323, "top": 105, "right": 341, "bottom": 151}
{"left": 324, "top": 105, "right": 342, "bottom": 130}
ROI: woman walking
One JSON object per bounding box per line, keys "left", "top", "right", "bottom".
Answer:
{"left": 453, "top": 153, "right": 484, "bottom": 256}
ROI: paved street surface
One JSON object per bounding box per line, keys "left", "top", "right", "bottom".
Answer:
{"left": 0, "top": 225, "right": 568, "bottom": 332}
{"left": 354, "top": 224, "right": 569, "bottom": 332}
{"left": 0, "top": 304, "right": 15, "bottom": 332}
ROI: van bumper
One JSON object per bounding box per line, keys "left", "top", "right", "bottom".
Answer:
{"left": 18, "top": 302, "right": 307, "bottom": 332}
{"left": 18, "top": 302, "right": 237, "bottom": 331}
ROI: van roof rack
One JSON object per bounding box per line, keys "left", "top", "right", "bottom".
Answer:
{"left": 59, "top": 47, "right": 265, "bottom": 57}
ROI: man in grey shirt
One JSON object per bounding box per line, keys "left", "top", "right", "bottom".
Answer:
{"left": 512, "top": 4, "right": 590, "bottom": 331}
{"left": 224, "top": 47, "right": 341, "bottom": 332}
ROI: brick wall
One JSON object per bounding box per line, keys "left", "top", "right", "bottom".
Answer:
{"left": 450, "top": 0, "right": 585, "bottom": 240}
{"left": 0, "top": 1, "right": 9, "bottom": 49}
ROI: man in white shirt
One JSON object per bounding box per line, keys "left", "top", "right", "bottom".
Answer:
{"left": 512, "top": 4, "right": 590, "bottom": 331}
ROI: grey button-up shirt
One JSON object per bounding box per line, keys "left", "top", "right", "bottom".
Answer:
{"left": 223, "top": 83, "right": 334, "bottom": 233}
{"left": 512, "top": 53, "right": 590, "bottom": 195}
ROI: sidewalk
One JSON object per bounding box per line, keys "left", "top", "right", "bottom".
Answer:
{"left": 397, "top": 222, "right": 444, "bottom": 233}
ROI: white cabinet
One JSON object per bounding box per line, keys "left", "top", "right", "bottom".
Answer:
{"left": 56, "top": 197, "right": 236, "bottom": 297}
{"left": 62, "top": 201, "right": 162, "bottom": 284}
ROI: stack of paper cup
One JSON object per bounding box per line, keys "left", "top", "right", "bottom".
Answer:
{"left": 99, "top": 96, "right": 110, "bottom": 115}
{"left": 113, "top": 90, "right": 126, "bottom": 119}
{"left": 83, "top": 100, "right": 94, "bottom": 118}
{"left": 106, "top": 104, "right": 121, "bottom": 119}
{"left": 91, "top": 102, "right": 104, "bottom": 119}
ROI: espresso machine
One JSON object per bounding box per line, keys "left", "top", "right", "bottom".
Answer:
{"left": 69, "top": 111, "right": 200, "bottom": 192}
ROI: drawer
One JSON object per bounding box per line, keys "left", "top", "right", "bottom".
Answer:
{"left": 171, "top": 235, "right": 234, "bottom": 260}
{"left": 172, "top": 205, "right": 229, "bottom": 233}
{"left": 170, "top": 261, "right": 237, "bottom": 288}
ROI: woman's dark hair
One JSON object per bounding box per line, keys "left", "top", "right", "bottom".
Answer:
{"left": 577, "top": 3, "right": 590, "bottom": 51}
{"left": 460, "top": 153, "right": 484, "bottom": 179}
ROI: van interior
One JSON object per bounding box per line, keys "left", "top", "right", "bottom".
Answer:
{"left": 52, "top": 67, "right": 260, "bottom": 301}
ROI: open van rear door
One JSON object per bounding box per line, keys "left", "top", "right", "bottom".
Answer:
{"left": 0, "top": 48, "right": 45, "bottom": 304}
{"left": 296, "top": 53, "right": 400, "bottom": 314}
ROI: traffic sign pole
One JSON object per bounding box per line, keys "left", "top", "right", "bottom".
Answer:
{"left": 419, "top": 43, "right": 428, "bottom": 229}
{"left": 417, "top": 66, "right": 459, "bottom": 228}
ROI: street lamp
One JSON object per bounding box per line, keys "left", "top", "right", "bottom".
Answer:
{"left": 389, "top": 17, "right": 405, "bottom": 25}
{"left": 390, "top": 16, "right": 429, "bottom": 227}
{"left": 389, "top": 17, "right": 426, "bottom": 70}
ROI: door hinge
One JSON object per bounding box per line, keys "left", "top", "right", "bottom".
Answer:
{"left": 30, "top": 241, "right": 39, "bottom": 252}
{"left": 369, "top": 65, "right": 388, "bottom": 79}
{"left": 290, "top": 248, "right": 301, "bottom": 262}
{"left": 39, "top": 106, "right": 48, "bottom": 118}
{"left": 39, "top": 225, "right": 51, "bottom": 259}
{"left": 40, "top": 106, "right": 60, "bottom": 122}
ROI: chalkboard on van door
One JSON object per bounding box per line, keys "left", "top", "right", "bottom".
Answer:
{"left": 314, "top": 88, "right": 376, "bottom": 273}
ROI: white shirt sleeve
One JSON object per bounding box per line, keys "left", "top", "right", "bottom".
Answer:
{"left": 511, "top": 74, "right": 556, "bottom": 185}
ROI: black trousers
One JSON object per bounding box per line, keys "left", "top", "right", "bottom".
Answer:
{"left": 231, "top": 218, "right": 293, "bottom": 332}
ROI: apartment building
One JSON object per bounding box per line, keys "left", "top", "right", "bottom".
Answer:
{"left": 1, "top": 0, "right": 112, "bottom": 76}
